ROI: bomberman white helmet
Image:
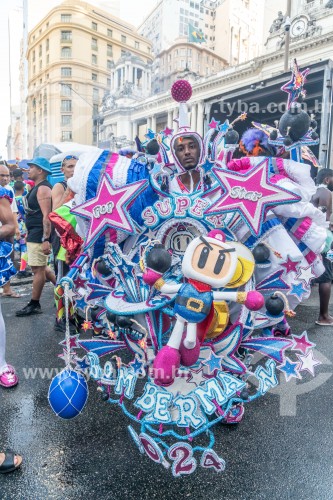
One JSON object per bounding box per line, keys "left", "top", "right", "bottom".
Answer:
{"left": 181, "top": 230, "right": 238, "bottom": 288}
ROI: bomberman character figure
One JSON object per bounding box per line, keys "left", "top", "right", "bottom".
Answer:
{"left": 143, "top": 230, "right": 264, "bottom": 386}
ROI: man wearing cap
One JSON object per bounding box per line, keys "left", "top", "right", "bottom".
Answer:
{"left": 16, "top": 157, "right": 56, "bottom": 316}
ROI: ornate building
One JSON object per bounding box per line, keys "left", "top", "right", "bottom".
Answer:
{"left": 25, "top": 0, "right": 152, "bottom": 156}
{"left": 99, "top": 0, "right": 333, "bottom": 168}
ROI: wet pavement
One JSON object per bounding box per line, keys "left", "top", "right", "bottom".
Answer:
{"left": 1, "top": 283, "right": 333, "bottom": 500}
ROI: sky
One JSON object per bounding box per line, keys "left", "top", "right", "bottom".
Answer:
{"left": 0, "top": 0, "right": 157, "bottom": 159}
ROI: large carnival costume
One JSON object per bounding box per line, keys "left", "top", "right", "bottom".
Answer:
{"left": 49, "top": 61, "right": 327, "bottom": 476}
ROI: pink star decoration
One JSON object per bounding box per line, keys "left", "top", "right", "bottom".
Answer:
{"left": 208, "top": 118, "right": 220, "bottom": 130}
{"left": 71, "top": 174, "right": 147, "bottom": 248}
{"left": 162, "top": 126, "right": 173, "bottom": 137}
{"left": 280, "top": 255, "right": 300, "bottom": 274}
{"left": 297, "top": 350, "right": 321, "bottom": 376}
{"left": 205, "top": 160, "right": 301, "bottom": 236}
{"left": 291, "top": 331, "right": 315, "bottom": 355}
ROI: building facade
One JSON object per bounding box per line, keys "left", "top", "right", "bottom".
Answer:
{"left": 99, "top": 1, "right": 333, "bottom": 168}
{"left": 155, "top": 40, "right": 227, "bottom": 93}
{"left": 25, "top": 0, "right": 152, "bottom": 156}
{"left": 139, "top": 0, "right": 267, "bottom": 64}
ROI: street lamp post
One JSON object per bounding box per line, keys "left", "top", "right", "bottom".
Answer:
{"left": 284, "top": 0, "right": 292, "bottom": 72}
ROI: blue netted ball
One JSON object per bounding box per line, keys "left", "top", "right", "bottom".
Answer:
{"left": 48, "top": 369, "right": 88, "bottom": 419}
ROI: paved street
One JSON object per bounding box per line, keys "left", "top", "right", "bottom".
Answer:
{"left": 1, "top": 282, "right": 333, "bottom": 500}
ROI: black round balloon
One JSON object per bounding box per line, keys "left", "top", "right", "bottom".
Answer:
{"left": 279, "top": 107, "right": 310, "bottom": 142}
{"left": 106, "top": 311, "right": 116, "bottom": 324}
{"left": 146, "top": 139, "right": 160, "bottom": 155}
{"left": 101, "top": 392, "right": 109, "bottom": 401}
{"left": 252, "top": 243, "right": 270, "bottom": 263}
{"left": 146, "top": 244, "right": 172, "bottom": 273}
{"left": 96, "top": 259, "right": 111, "bottom": 276}
{"left": 269, "top": 130, "right": 278, "bottom": 140}
{"left": 283, "top": 136, "right": 293, "bottom": 147}
{"left": 225, "top": 129, "right": 239, "bottom": 144}
{"left": 116, "top": 316, "right": 133, "bottom": 328}
{"left": 265, "top": 295, "right": 284, "bottom": 316}
{"left": 91, "top": 306, "right": 103, "bottom": 322}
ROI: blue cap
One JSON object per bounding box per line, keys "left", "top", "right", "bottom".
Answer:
{"left": 27, "top": 157, "right": 52, "bottom": 174}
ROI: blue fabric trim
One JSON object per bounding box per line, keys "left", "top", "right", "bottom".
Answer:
{"left": 127, "top": 159, "right": 158, "bottom": 226}
{"left": 243, "top": 217, "right": 281, "bottom": 247}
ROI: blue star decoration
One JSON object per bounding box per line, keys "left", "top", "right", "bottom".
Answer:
{"left": 74, "top": 355, "right": 90, "bottom": 372}
{"left": 219, "top": 120, "right": 230, "bottom": 134}
{"left": 145, "top": 128, "right": 156, "bottom": 140}
{"left": 289, "top": 282, "right": 307, "bottom": 300}
{"left": 75, "top": 295, "right": 88, "bottom": 312}
{"left": 198, "top": 157, "right": 215, "bottom": 175}
{"left": 202, "top": 350, "right": 222, "bottom": 374}
{"left": 277, "top": 357, "right": 301, "bottom": 382}
{"left": 129, "top": 357, "right": 144, "bottom": 374}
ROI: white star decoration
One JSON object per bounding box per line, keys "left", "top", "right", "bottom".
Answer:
{"left": 297, "top": 351, "right": 321, "bottom": 376}
{"left": 295, "top": 265, "right": 315, "bottom": 287}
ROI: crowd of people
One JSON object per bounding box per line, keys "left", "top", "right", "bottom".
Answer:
{"left": 0, "top": 130, "right": 332, "bottom": 474}
{"left": 0, "top": 154, "right": 78, "bottom": 473}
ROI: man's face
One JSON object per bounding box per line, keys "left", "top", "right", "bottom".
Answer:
{"left": 61, "top": 158, "right": 77, "bottom": 180}
{"left": 326, "top": 176, "right": 333, "bottom": 191}
{"left": 28, "top": 165, "right": 41, "bottom": 181}
{"left": 0, "top": 165, "right": 10, "bottom": 187}
{"left": 174, "top": 137, "right": 200, "bottom": 170}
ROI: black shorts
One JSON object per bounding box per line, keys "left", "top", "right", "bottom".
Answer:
{"left": 315, "top": 253, "right": 333, "bottom": 284}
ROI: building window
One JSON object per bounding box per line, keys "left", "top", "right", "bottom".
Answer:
{"left": 107, "top": 28, "right": 113, "bottom": 37}
{"left": 107, "top": 59, "right": 112, "bottom": 70}
{"left": 62, "top": 131, "right": 72, "bottom": 141}
{"left": 61, "top": 100, "right": 72, "bottom": 112}
{"left": 92, "top": 21, "right": 97, "bottom": 31}
{"left": 46, "top": 39, "right": 49, "bottom": 51}
{"left": 121, "top": 49, "right": 126, "bottom": 56}
{"left": 61, "top": 115, "right": 72, "bottom": 126}
{"left": 121, "top": 34, "right": 126, "bottom": 44}
{"left": 93, "top": 88, "right": 99, "bottom": 102}
{"left": 61, "top": 67, "right": 72, "bottom": 77}
{"left": 61, "top": 30, "right": 72, "bottom": 42}
{"left": 107, "top": 44, "right": 113, "bottom": 56}
{"left": 39, "top": 44, "right": 42, "bottom": 56}
{"left": 32, "top": 50, "right": 35, "bottom": 62}
{"left": 92, "top": 72, "right": 97, "bottom": 81}
{"left": 33, "top": 65, "right": 36, "bottom": 74}
{"left": 44, "top": 103, "right": 47, "bottom": 114}
{"left": 107, "top": 77, "right": 111, "bottom": 87}
{"left": 92, "top": 54, "right": 97, "bottom": 65}
{"left": 46, "top": 54, "right": 49, "bottom": 64}
{"left": 61, "top": 83, "right": 71, "bottom": 96}
{"left": 61, "top": 14, "right": 72, "bottom": 22}
{"left": 91, "top": 37, "right": 98, "bottom": 50}
{"left": 61, "top": 47, "right": 72, "bottom": 58}
{"left": 135, "top": 41, "right": 139, "bottom": 49}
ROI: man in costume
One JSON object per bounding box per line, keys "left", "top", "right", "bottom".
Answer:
{"left": 311, "top": 168, "right": 333, "bottom": 326}
{"left": 16, "top": 157, "right": 56, "bottom": 316}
